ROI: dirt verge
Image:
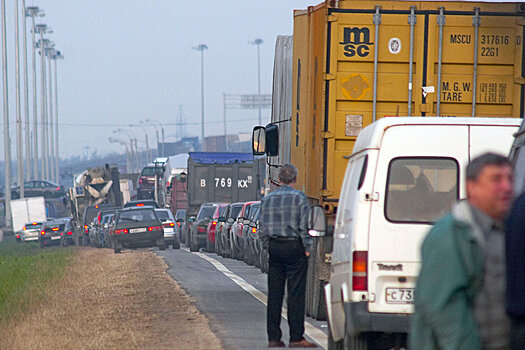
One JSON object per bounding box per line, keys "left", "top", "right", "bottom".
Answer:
{"left": 0, "top": 248, "right": 222, "bottom": 350}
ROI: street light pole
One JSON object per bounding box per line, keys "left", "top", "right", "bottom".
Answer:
{"left": 250, "top": 38, "right": 263, "bottom": 125}
{"left": 53, "top": 50, "right": 62, "bottom": 184}
{"left": 46, "top": 47, "right": 55, "bottom": 183}
{"left": 14, "top": 0, "right": 24, "bottom": 198}
{"left": 26, "top": 6, "right": 41, "bottom": 180}
{"left": 22, "top": 1, "right": 30, "bottom": 181}
{"left": 193, "top": 44, "right": 207, "bottom": 150}
{"left": 35, "top": 24, "right": 51, "bottom": 180}
{"left": 2, "top": 0, "right": 12, "bottom": 229}
{"left": 131, "top": 124, "right": 150, "bottom": 161}
{"left": 144, "top": 119, "right": 165, "bottom": 157}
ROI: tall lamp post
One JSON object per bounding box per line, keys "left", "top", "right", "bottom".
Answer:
{"left": 109, "top": 137, "right": 130, "bottom": 173}
{"left": 34, "top": 24, "right": 52, "bottom": 180}
{"left": 143, "top": 119, "right": 165, "bottom": 157}
{"left": 130, "top": 124, "right": 150, "bottom": 161}
{"left": 140, "top": 120, "right": 159, "bottom": 158}
{"left": 193, "top": 44, "right": 207, "bottom": 149}
{"left": 249, "top": 38, "right": 263, "bottom": 125}
{"left": 45, "top": 46, "right": 55, "bottom": 182}
{"left": 2, "top": 0, "right": 12, "bottom": 229}
{"left": 14, "top": 0, "right": 24, "bottom": 197}
{"left": 26, "top": 6, "right": 43, "bottom": 179}
{"left": 51, "top": 50, "right": 63, "bottom": 184}
{"left": 113, "top": 128, "right": 139, "bottom": 171}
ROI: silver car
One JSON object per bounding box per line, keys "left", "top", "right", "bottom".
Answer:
{"left": 17, "top": 221, "right": 44, "bottom": 243}
{"left": 155, "top": 208, "right": 180, "bottom": 249}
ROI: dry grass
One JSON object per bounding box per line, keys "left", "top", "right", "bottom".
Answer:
{"left": 0, "top": 248, "right": 222, "bottom": 350}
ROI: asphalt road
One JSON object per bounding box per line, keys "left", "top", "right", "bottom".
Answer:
{"left": 158, "top": 248, "right": 328, "bottom": 350}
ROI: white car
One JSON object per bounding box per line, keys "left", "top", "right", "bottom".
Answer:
{"left": 155, "top": 209, "right": 180, "bottom": 249}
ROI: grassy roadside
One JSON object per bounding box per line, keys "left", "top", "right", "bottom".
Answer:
{"left": 0, "top": 236, "right": 73, "bottom": 323}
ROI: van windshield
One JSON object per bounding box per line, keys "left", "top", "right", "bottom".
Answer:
{"left": 385, "top": 157, "right": 458, "bottom": 223}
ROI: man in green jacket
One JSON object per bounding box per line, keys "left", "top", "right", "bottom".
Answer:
{"left": 410, "top": 153, "right": 513, "bottom": 350}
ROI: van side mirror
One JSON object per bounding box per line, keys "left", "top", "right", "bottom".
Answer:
{"left": 188, "top": 216, "right": 195, "bottom": 223}
{"left": 252, "top": 126, "right": 266, "bottom": 155}
{"left": 227, "top": 218, "right": 234, "bottom": 224}
{"left": 308, "top": 206, "right": 326, "bottom": 237}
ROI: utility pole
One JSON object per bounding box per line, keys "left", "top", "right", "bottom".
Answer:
{"left": 250, "top": 38, "right": 263, "bottom": 125}
{"left": 26, "top": 6, "right": 42, "bottom": 180}
{"left": 35, "top": 26, "right": 51, "bottom": 180}
{"left": 2, "top": 0, "right": 12, "bottom": 229}
{"left": 46, "top": 47, "right": 55, "bottom": 182}
{"left": 53, "top": 50, "right": 62, "bottom": 183}
{"left": 14, "top": 0, "right": 24, "bottom": 197}
{"left": 22, "top": 0, "right": 30, "bottom": 181}
{"left": 193, "top": 44, "right": 207, "bottom": 150}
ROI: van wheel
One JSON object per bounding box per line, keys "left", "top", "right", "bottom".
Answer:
{"left": 344, "top": 332, "right": 368, "bottom": 350}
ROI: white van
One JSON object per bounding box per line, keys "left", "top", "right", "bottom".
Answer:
{"left": 326, "top": 117, "right": 520, "bottom": 349}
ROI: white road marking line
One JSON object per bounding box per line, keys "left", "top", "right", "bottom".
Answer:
{"left": 182, "top": 247, "right": 328, "bottom": 349}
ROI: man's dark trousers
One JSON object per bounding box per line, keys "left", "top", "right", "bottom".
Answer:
{"left": 267, "top": 239, "right": 308, "bottom": 343}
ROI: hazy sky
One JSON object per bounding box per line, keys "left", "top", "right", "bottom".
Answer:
{"left": 0, "top": 0, "right": 313, "bottom": 160}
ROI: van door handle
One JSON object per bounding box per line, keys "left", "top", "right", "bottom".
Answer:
{"left": 364, "top": 192, "right": 379, "bottom": 201}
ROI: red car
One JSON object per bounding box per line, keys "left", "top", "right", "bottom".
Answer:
{"left": 206, "top": 203, "right": 228, "bottom": 253}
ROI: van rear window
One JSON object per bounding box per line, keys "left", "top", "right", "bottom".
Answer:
{"left": 385, "top": 157, "right": 458, "bottom": 223}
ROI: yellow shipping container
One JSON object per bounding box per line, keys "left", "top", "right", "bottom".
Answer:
{"left": 291, "top": 0, "right": 525, "bottom": 210}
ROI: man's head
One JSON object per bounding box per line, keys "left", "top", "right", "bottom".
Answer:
{"left": 279, "top": 164, "right": 298, "bottom": 185}
{"left": 466, "top": 153, "right": 513, "bottom": 220}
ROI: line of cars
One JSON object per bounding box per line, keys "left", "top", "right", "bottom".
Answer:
{"left": 183, "top": 201, "right": 267, "bottom": 272}
{"left": 17, "top": 199, "right": 181, "bottom": 254}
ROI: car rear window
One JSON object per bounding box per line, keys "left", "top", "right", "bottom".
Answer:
{"left": 229, "top": 205, "right": 242, "bottom": 219}
{"left": 385, "top": 157, "right": 458, "bottom": 223}
{"left": 197, "top": 206, "right": 216, "bottom": 220}
{"left": 119, "top": 209, "right": 157, "bottom": 222}
{"left": 141, "top": 167, "right": 159, "bottom": 176}
{"left": 156, "top": 210, "right": 170, "bottom": 221}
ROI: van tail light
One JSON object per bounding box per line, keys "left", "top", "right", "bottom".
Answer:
{"left": 177, "top": 222, "right": 180, "bottom": 227}
{"left": 352, "top": 251, "right": 368, "bottom": 291}
{"left": 67, "top": 231, "right": 73, "bottom": 235}
{"left": 148, "top": 226, "right": 162, "bottom": 232}
{"left": 56, "top": 186, "right": 61, "bottom": 191}
{"left": 40, "top": 230, "right": 45, "bottom": 235}
{"left": 252, "top": 227, "right": 257, "bottom": 234}
{"left": 84, "top": 225, "right": 88, "bottom": 234}
{"left": 114, "top": 229, "right": 128, "bottom": 235}
{"left": 163, "top": 223, "right": 174, "bottom": 228}
{"left": 16, "top": 234, "right": 20, "bottom": 239}
{"left": 23, "top": 226, "right": 26, "bottom": 231}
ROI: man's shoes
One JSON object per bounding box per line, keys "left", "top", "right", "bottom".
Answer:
{"left": 268, "top": 340, "right": 286, "bottom": 348}
{"left": 288, "top": 339, "right": 318, "bottom": 348}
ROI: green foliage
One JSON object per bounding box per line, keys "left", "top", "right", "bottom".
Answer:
{"left": 0, "top": 237, "right": 73, "bottom": 322}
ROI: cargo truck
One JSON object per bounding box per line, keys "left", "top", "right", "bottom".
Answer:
{"left": 253, "top": 0, "right": 525, "bottom": 324}
{"left": 184, "top": 152, "right": 263, "bottom": 246}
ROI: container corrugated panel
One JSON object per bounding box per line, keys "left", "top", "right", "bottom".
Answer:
{"left": 293, "top": 0, "right": 524, "bottom": 210}
{"left": 268, "top": 36, "right": 293, "bottom": 190}
{"left": 187, "top": 161, "right": 259, "bottom": 210}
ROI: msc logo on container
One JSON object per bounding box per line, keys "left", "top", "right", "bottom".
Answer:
{"left": 340, "top": 27, "right": 374, "bottom": 58}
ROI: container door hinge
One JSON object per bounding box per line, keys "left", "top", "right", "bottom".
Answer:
{"left": 327, "top": 15, "right": 338, "bottom": 23}
{"left": 518, "top": 18, "right": 525, "bottom": 26}
{"left": 324, "top": 253, "right": 332, "bottom": 263}
{"left": 515, "top": 76, "right": 525, "bottom": 85}
{"left": 324, "top": 73, "right": 336, "bottom": 81}
{"left": 322, "top": 189, "right": 333, "bottom": 196}
{"left": 364, "top": 192, "right": 379, "bottom": 201}
{"left": 322, "top": 131, "right": 334, "bottom": 139}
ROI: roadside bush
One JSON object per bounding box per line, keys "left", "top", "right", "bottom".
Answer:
{"left": 0, "top": 238, "right": 73, "bottom": 323}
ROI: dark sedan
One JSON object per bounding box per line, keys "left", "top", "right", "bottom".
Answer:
{"left": 12, "top": 180, "right": 65, "bottom": 199}
{"left": 110, "top": 206, "right": 164, "bottom": 253}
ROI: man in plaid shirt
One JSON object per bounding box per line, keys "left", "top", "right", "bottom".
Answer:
{"left": 260, "top": 164, "right": 316, "bottom": 348}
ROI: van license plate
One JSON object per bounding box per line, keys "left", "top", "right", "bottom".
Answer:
{"left": 129, "top": 228, "right": 147, "bottom": 233}
{"left": 386, "top": 288, "right": 415, "bottom": 304}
